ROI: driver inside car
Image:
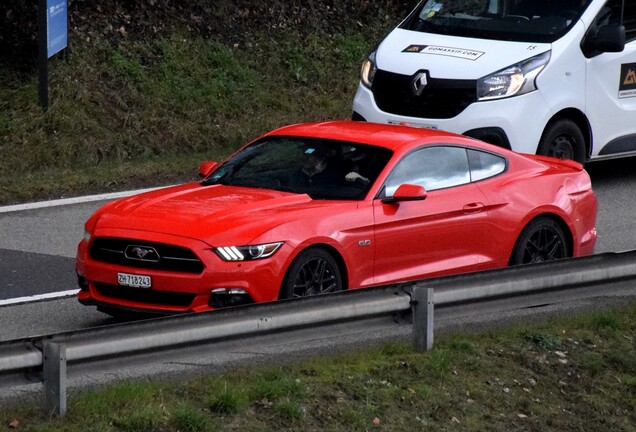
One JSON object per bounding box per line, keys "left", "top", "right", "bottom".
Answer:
{"left": 290, "top": 145, "right": 340, "bottom": 187}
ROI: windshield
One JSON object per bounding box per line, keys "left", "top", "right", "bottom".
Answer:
{"left": 202, "top": 136, "right": 393, "bottom": 200}
{"left": 401, "top": 0, "right": 593, "bottom": 43}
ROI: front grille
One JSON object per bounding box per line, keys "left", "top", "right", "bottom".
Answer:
{"left": 95, "top": 283, "right": 196, "bottom": 307}
{"left": 90, "top": 237, "right": 204, "bottom": 273}
{"left": 371, "top": 69, "right": 476, "bottom": 119}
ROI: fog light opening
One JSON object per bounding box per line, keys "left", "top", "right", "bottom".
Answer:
{"left": 209, "top": 288, "right": 254, "bottom": 309}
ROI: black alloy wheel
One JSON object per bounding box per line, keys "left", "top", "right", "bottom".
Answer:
{"left": 280, "top": 248, "right": 343, "bottom": 299}
{"left": 510, "top": 217, "right": 570, "bottom": 265}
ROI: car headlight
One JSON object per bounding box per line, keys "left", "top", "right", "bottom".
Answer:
{"left": 360, "top": 51, "right": 377, "bottom": 89}
{"left": 477, "top": 51, "right": 551, "bottom": 101}
{"left": 214, "top": 242, "right": 284, "bottom": 261}
{"left": 83, "top": 229, "right": 92, "bottom": 243}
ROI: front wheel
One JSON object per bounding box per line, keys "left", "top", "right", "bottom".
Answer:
{"left": 510, "top": 217, "right": 570, "bottom": 265}
{"left": 279, "top": 248, "right": 343, "bottom": 299}
{"left": 537, "top": 119, "right": 586, "bottom": 164}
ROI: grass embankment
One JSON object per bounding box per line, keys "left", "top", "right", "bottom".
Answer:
{"left": 0, "top": 1, "right": 403, "bottom": 204}
{"left": 0, "top": 31, "right": 367, "bottom": 203}
{"left": 2, "top": 304, "right": 635, "bottom": 431}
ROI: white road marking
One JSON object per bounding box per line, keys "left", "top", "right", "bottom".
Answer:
{"left": 0, "top": 186, "right": 171, "bottom": 306}
{"left": 0, "top": 289, "right": 80, "bottom": 307}
{"left": 0, "top": 186, "right": 166, "bottom": 214}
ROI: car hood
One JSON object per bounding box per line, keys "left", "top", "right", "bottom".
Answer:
{"left": 376, "top": 28, "right": 551, "bottom": 79}
{"left": 93, "top": 183, "right": 335, "bottom": 244}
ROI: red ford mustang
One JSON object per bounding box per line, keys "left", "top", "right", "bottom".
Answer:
{"left": 76, "top": 121, "right": 597, "bottom": 316}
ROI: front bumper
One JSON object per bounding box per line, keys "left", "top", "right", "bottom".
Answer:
{"left": 352, "top": 83, "right": 550, "bottom": 155}
{"left": 76, "top": 231, "right": 288, "bottom": 314}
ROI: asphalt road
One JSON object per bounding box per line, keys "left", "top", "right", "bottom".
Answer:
{"left": 0, "top": 156, "right": 635, "bottom": 341}
{"left": 0, "top": 201, "right": 100, "bottom": 299}
{"left": 586, "top": 155, "right": 636, "bottom": 253}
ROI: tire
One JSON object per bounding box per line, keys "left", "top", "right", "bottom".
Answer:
{"left": 537, "top": 119, "right": 586, "bottom": 164}
{"left": 510, "top": 217, "right": 570, "bottom": 265}
{"left": 279, "top": 248, "right": 343, "bottom": 299}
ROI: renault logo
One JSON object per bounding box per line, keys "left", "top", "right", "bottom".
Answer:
{"left": 125, "top": 245, "right": 160, "bottom": 262}
{"left": 411, "top": 71, "right": 428, "bottom": 96}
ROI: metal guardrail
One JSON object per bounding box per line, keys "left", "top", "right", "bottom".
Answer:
{"left": 1, "top": 251, "right": 636, "bottom": 417}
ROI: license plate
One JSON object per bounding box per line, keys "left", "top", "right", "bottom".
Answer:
{"left": 118, "top": 273, "right": 152, "bottom": 288}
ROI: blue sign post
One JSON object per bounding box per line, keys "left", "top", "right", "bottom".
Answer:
{"left": 38, "top": 0, "right": 68, "bottom": 111}
{"left": 47, "top": 0, "right": 68, "bottom": 58}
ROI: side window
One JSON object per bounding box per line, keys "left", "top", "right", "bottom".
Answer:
{"left": 625, "top": 0, "right": 636, "bottom": 41}
{"left": 600, "top": 0, "right": 636, "bottom": 41}
{"left": 468, "top": 149, "right": 506, "bottom": 181}
{"left": 384, "top": 146, "right": 470, "bottom": 196}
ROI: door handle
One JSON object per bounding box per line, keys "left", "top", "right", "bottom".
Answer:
{"left": 463, "top": 202, "right": 485, "bottom": 213}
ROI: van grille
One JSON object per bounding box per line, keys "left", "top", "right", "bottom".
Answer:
{"left": 89, "top": 237, "right": 204, "bottom": 273}
{"left": 371, "top": 69, "right": 477, "bottom": 119}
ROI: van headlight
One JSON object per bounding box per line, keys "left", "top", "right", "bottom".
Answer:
{"left": 360, "top": 51, "right": 378, "bottom": 89}
{"left": 477, "top": 51, "right": 551, "bottom": 101}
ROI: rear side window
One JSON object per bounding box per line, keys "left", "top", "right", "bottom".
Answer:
{"left": 468, "top": 149, "right": 506, "bottom": 181}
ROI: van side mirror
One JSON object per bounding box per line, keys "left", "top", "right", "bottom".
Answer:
{"left": 583, "top": 23, "right": 625, "bottom": 57}
{"left": 595, "top": 23, "right": 626, "bottom": 52}
{"left": 198, "top": 161, "right": 218, "bottom": 178}
{"left": 381, "top": 184, "right": 428, "bottom": 204}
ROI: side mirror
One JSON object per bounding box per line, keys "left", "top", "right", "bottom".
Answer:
{"left": 198, "top": 161, "right": 218, "bottom": 178}
{"left": 583, "top": 23, "right": 625, "bottom": 56}
{"left": 595, "top": 23, "right": 625, "bottom": 52}
{"left": 381, "top": 184, "right": 428, "bottom": 204}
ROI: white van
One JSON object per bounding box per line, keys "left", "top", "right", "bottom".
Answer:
{"left": 352, "top": 0, "right": 636, "bottom": 163}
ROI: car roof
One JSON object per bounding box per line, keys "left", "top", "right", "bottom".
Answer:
{"left": 265, "top": 120, "right": 496, "bottom": 153}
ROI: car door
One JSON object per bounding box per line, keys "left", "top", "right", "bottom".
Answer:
{"left": 585, "top": 0, "right": 636, "bottom": 156}
{"left": 372, "top": 145, "right": 492, "bottom": 285}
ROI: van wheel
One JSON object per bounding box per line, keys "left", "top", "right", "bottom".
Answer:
{"left": 279, "top": 248, "right": 343, "bottom": 299}
{"left": 537, "top": 119, "right": 586, "bottom": 164}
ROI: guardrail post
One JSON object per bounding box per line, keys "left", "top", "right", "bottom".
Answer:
{"left": 411, "top": 287, "right": 434, "bottom": 352}
{"left": 43, "top": 342, "right": 67, "bottom": 417}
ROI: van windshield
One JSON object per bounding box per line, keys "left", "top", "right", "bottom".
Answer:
{"left": 401, "top": 0, "right": 593, "bottom": 43}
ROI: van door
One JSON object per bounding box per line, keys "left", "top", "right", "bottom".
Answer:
{"left": 585, "top": 0, "right": 636, "bottom": 157}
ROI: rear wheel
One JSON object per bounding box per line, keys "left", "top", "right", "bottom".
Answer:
{"left": 537, "top": 119, "right": 586, "bottom": 164}
{"left": 279, "top": 248, "right": 343, "bottom": 299}
{"left": 510, "top": 217, "right": 570, "bottom": 265}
